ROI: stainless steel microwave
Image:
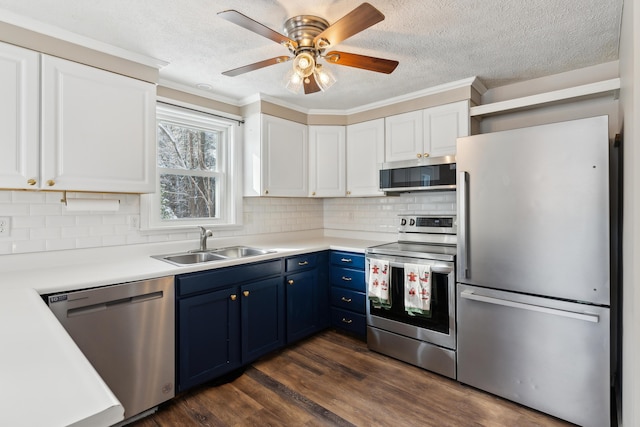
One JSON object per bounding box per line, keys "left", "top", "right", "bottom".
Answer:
{"left": 379, "top": 155, "right": 456, "bottom": 193}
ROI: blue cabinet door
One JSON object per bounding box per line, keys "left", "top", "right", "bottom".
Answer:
{"left": 177, "top": 287, "right": 240, "bottom": 391}
{"left": 286, "top": 269, "right": 318, "bottom": 343}
{"left": 241, "top": 277, "right": 285, "bottom": 363}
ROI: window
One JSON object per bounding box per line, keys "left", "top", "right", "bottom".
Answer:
{"left": 142, "top": 103, "right": 241, "bottom": 230}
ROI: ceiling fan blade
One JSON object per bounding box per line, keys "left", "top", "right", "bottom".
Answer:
{"left": 313, "top": 3, "right": 384, "bottom": 48}
{"left": 222, "top": 56, "right": 291, "bottom": 77}
{"left": 324, "top": 51, "right": 398, "bottom": 74}
{"left": 304, "top": 74, "right": 321, "bottom": 94}
{"left": 218, "top": 10, "right": 298, "bottom": 49}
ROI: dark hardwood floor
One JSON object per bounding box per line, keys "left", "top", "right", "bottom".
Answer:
{"left": 131, "top": 330, "right": 573, "bottom": 427}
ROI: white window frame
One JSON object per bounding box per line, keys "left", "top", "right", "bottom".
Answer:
{"left": 141, "top": 102, "right": 242, "bottom": 231}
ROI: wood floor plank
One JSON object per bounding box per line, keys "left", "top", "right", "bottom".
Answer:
{"left": 131, "top": 330, "right": 574, "bottom": 427}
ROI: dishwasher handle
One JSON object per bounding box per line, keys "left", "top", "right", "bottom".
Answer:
{"left": 67, "top": 291, "right": 164, "bottom": 317}
{"left": 460, "top": 289, "right": 600, "bottom": 323}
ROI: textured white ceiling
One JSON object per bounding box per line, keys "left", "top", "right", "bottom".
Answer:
{"left": 0, "top": 0, "right": 623, "bottom": 111}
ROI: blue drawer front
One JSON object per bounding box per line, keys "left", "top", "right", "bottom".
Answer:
{"left": 286, "top": 252, "right": 318, "bottom": 272}
{"left": 330, "top": 267, "right": 365, "bottom": 292}
{"left": 330, "top": 251, "right": 365, "bottom": 269}
{"left": 331, "top": 287, "right": 366, "bottom": 314}
{"left": 331, "top": 308, "right": 366, "bottom": 336}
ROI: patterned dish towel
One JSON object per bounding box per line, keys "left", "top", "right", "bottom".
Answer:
{"left": 368, "top": 258, "right": 391, "bottom": 309}
{"left": 404, "top": 263, "right": 432, "bottom": 317}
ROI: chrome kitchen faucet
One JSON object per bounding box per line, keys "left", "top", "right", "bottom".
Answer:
{"left": 198, "top": 226, "right": 213, "bottom": 251}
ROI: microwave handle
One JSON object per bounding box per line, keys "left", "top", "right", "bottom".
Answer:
{"left": 458, "top": 171, "right": 469, "bottom": 279}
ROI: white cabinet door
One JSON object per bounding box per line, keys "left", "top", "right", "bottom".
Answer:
{"left": 309, "top": 125, "right": 345, "bottom": 197}
{"left": 423, "top": 100, "right": 469, "bottom": 157}
{"left": 346, "top": 119, "right": 384, "bottom": 197}
{"left": 0, "top": 42, "right": 39, "bottom": 189}
{"left": 261, "top": 115, "right": 308, "bottom": 197}
{"left": 384, "top": 110, "right": 423, "bottom": 162}
{"left": 41, "top": 55, "right": 156, "bottom": 192}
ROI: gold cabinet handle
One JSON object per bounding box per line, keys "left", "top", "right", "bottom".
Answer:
{"left": 27, "top": 179, "right": 37, "bottom": 186}
{"left": 423, "top": 152, "right": 430, "bottom": 158}
{"left": 340, "top": 258, "right": 352, "bottom": 263}
{"left": 298, "top": 261, "right": 309, "bottom": 266}
{"left": 288, "top": 279, "right": 294, "bottom": 285}
{"left": 341, "top": 297, "right": 352, "bottom": 303}
{"left": 416, "top": 153, "right": 422, "bottom": 158}
{"left": 341, "top": 318, "right": 353, "bottom": 324}
{"left": 341, "top": 276, "right": 352, "bottom": 281}
{"left": 46, "top": 179, "right": 55, "bottom": 187}
{"left": 230, "top": 294, "right": 237, "bottom": 301}
{"left": 243, "top": 290, "right": 249, "bottom": 297}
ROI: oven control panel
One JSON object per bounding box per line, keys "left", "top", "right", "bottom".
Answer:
{"left": 398, "top": 215, "right": 457, "bottom": 234}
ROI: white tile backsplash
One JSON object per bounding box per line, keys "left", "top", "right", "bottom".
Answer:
{"left": 0, "top": 190, "right": 456, "bottom": 255}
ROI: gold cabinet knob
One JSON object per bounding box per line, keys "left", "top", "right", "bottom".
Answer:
{"left": 265, "top": 190, "right": 269, "bottom": 195}
{"left": 288, "top": 279, "right": 294, "bottom": 285}
{"left": 311, "top": 191, "right": 316, "bottom": 196}
{"left": 346, "top": 191, "right": 351, "bottom": 195}
{"left": 27, "top": 179, "right": 36, "bottom": 186}
{"left": 416, "top": 153, "right": 422, "bottom": 158}
{"left": 46, "top": 179, "right": 55, "bottom": 186}
{"left": 230, "top": 294, "right": 237, "bottom": 301}
{"left": 243, "top": 290, "right": 249, "bottom": 297}
{"left": 423, "top": 152, "right": 430, "bottom": 158}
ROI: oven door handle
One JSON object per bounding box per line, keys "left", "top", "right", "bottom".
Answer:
{"left": 387, "top": 261, "right": 453, "bottom": 274}
{"left": 458, "top": 171, "right": 469, "bottom": 279}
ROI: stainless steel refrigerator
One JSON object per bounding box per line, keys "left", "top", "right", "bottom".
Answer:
{"left": 456, "top": 115, "right": 611, "bottom": 427}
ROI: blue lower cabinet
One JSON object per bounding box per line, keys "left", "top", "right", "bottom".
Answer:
{"left": 330, "top": 251, "right": 367, "bottom": 338}
{"left": 241, "top": 277, "right": 285, "bottom": 364}
{"left": 285, "top": 251, "right": 330, "bottom": 344}
{"left": 178, "top": 287, "right": 241, "bottom": 391}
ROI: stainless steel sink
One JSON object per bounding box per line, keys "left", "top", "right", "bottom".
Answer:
{"left": 210, "top": 246, "right": 275, "bottom": 258}
{"left": 152, "top": 246, "right": 275, "bottom": 266}
{"left": 158, "top": 251, "right": 228, "bottom": 266}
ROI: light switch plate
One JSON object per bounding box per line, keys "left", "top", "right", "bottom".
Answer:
{"left": 0, "top": 217, "right": 10, "bottom": 237}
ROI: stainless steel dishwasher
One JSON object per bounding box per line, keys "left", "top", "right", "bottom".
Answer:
{"left": 47, "top": 276, "right": 175, "bottom": 421}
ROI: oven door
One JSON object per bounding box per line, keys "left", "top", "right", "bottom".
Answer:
{"left": 365, "top": 254, "right": 456, "bottom": 350}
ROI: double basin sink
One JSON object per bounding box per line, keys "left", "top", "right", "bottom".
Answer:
{"left": 154, "top": 246, "right": 276, "bottom": 267}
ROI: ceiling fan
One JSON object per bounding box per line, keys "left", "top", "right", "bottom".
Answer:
{"left": 218, "top": 2, "right": 399, "bottom": 94}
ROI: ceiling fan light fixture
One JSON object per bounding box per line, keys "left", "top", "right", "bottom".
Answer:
{"left": 314, "top": 64, "right": 336, "bottom": 92}
{"left": 293, "top": 51, "right": 316, "bottom": 77}
{"left": 284, "top": 67, "right": 304, "bottom": 93}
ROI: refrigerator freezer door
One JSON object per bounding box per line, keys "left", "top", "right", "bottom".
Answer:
{"left": 456, "top": 115, "right": 610, "bottom": 305}
{"left": 457, "top": 284, "right": 610, "bottom": 427}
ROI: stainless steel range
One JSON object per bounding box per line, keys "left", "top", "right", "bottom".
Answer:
{"left": 365, "top": 214, "right": 457, "bottom": 378}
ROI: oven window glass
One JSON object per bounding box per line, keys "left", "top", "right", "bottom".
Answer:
{"left": 370, "top": 267, "right": 450, "bottom": 333}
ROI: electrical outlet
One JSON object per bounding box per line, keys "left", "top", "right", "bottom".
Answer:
{"left": 0, "top": 217, "right": 11, "bottom": 237}
{"left": 127, "top": 215, "right": 139, "bottom": 230}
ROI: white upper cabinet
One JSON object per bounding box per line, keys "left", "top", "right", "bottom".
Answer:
{"left": 309, "top": 125, "right": 346, "bottom": 197}
{"left": 0, "top": 41, "right": 156, "bottom": 193}
{"left": 346, "top": 119, "right": 385, "bottom": 197}
{"left": 0, "top": 42, "right": 40, "bottom": 189}
{"left": 385, "top": 100, "right": 469, "bottom": 162}
{"left": 41, "top": 55, "right": 156, "bottom": 193}
{"left": 423, "top": 100, "right": 469, "bottom": 158}
{"left": 384, "top": 110, "right": 423, "bottom": 162}
{"left": 244, "top": 114, "right": 308, "bottom": 197}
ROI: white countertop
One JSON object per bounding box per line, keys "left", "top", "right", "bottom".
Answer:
{"left": 0, "top": 230, "right": 389, "bottom": 427}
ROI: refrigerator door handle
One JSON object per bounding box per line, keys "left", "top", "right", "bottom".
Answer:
{"left": 460, "top": 289, "right": 600, "bottom": 323}
{"left": 458, "top": 171, "right": 469, "bottom": 279}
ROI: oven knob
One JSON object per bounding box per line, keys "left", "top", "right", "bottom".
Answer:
{"left": 409, "top": 219, "right": 416, "bottom": 226}
{"left": 400, "top": 218, "right": 407, "bottom": 226}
